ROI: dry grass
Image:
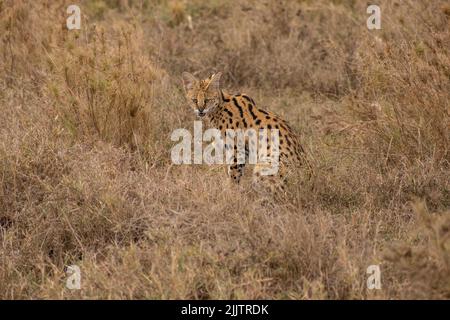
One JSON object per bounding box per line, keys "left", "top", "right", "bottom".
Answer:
{"left": 0, "top": 0, "right": 449, "bottom": 299}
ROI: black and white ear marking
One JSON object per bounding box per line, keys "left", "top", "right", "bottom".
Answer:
{"left": 182, "top": 72, "right": 197, "bottom": 91}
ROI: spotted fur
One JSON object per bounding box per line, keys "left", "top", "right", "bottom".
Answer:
{"left": 182, "top": 72, "right": 306, "bottom": 194}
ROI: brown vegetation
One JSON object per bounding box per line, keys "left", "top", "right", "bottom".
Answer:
{"left": 0, "top": 0, "right": 449, "bottom": 299}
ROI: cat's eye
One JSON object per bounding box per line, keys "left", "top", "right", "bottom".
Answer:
{"left": 192, "top": 98, "right": 198, "bottom": 104}
{"left": 205, "top": 98, "right": 213, "bottom": 103}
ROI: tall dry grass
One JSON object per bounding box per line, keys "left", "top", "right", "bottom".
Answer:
{"left": 0, "top": 0, "right": 449, "bottom": 299}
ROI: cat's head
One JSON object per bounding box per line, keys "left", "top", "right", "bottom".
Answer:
{"left": 182, "top": 72, "right": 222, "bottom": 118}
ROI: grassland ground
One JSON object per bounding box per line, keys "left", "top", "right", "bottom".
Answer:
{"left": 0, "top": 0, "right": 449, "bottom": 299}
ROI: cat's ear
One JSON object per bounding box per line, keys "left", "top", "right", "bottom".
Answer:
{"left": 207, "top": 72, "right": 222, "bottom": 92}
{"left": 182, "top": 72, "right": 197, "bottom": 91}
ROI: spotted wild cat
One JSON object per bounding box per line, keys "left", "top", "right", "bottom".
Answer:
{"left": 182, "top": 72, "right": 306, "bottom": 194}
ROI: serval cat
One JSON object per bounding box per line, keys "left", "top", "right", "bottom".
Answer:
{"left": 182, "top": 71, "right": 307, "bottom": 196}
